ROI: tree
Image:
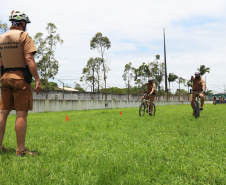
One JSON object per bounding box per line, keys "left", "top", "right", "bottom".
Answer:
{"left": 80, "top": 57, "right": 102, "bottom": 92}
{"left": 205, "top": 89, "right": 212, "bottom": 95}
{"left": 175, "top": 89, "right": 187, "bottom": 95}
{"left": 186, "top": 80, "right": 193, "bottom": 93}
{"left": 168, "top": 73, "right": 178, "bottom": 93}
{"left": 177, "top": 77, "right": 186, "bottom": 98}
{"left": 149, "top": 55, "right": 165, "bottom": 92}
{"left": 34, "top": 23, "right": 63, "bottom": 98}
{"left": 134, "top": 62, "right": 150, "bottom": 88}
{"left": 197, "top": 65, "right": 210, "bottom": 90}
{"left": 74, "top": 83, "right": 86, "bottom": 92}
{"left": 122, "top": 62, "right": 134, "bottom": 101}
{"left": 0, "top": 20, "right": 8, "bottom": 34}
{"left": 197, "top": 65, "right": 210, "bottom": 76}
{"left": 48, "top": 82, "right": 58, "bottom": 90}
{"left": 90, "top": 32, "right": 111, "bottom": 100}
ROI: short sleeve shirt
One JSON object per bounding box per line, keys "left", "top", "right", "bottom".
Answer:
{"left": 0, "top": 26, "right": 36, "bottom": 60}
{"left": 145, "top": 83, "right": 156, "bottom": 93}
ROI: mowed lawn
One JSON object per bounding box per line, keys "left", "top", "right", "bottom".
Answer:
{"left": 0, "top": 104, "right": 225, "bottom": 184}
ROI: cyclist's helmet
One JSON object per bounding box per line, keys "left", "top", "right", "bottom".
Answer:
{"left": 9, "top": 10, "right": 31, "bottom": 23}
{"left": 194, "top": 72, "right": 200, "bottom": 75}
{"left": 148, "top": 79, "right": 154, "bottom": 84}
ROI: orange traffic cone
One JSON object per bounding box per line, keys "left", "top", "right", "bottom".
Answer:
{"left": 120, "top": 111, "right": 122, "bottom": 115}
{"left": 66, "top": 115, "right": 69, "bottom": 121}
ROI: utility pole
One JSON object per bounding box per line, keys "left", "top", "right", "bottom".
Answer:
{"left": 58, "top": 80, "right": 64, "bottom": 100}
{"left": 163, "top": 28, "right": 168, "bottom": 102}
{"left": 205, "top": 75, "right": 207, "bottom": 93}
{"left": 163, "top": 28, "right": 168, "bottom": 93}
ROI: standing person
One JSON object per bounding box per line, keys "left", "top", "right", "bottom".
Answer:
{"left": 143, "top": 79, "right": 156, "bottom": 116}
{"left": 222, "top": 96, "right": 225, "bottom": 103}
{"left": 218, "top": 96, "right": 222, "bottom": 103}
{"left": 190, "top": 72, "right": 205, "bottom": 115}
{"left": 0, "top": 10, "right": 41, "bottom": 156}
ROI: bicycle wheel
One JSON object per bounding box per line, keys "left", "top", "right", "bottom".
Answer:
{"left": 139, "top": 102, "right": 145, "bottom": 117}
{"left": 194, "top": 101, "right": 200, "bottom": 118}
{"left": 148, "top": 103, "right": 156, "bottom": 115}
{"left": 146, "top": 103, "right": 149, "bottom": 113}
{"left": 152, "top": 103, "right": 156, "bottom": 115}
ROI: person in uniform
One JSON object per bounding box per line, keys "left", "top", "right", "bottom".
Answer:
{"left": 190, "top": 72, "right": 205, "bottom": 115}
{"left": 0, "top": 10, "right": 41, "bottom": 156}
{"left": 218, "top": 96, "right": 222, "bottom": 103}
{"left": 143, "top": 79, "right": 156, "bottom": 116}
{"left": 222, "top": 96, "right": 225, "bottom": 103}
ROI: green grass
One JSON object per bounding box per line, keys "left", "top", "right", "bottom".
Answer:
{"left": 0, "top": 104, "right": 225, "bottom": 184}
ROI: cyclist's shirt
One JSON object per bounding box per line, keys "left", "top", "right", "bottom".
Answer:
{"left": 144, "top": 82, "right": 156, "bottom": 94}
{"left": 191, "top": 77, "right": 205, "bottom": 91}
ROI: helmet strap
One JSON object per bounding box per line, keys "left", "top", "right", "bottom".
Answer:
{"left": 20, "top": 21, "right": 27, "bottom": 31}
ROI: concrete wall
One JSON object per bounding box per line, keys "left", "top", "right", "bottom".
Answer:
{"left": 34, "top": 90, "right": 197, "bottom": 101}
{"left": 30, "top": 99, "right": 190, "bottom": 113}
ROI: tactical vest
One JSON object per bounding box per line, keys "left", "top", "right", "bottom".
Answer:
{"left": 0, "top": 29, "right": 26, "bottom": 68}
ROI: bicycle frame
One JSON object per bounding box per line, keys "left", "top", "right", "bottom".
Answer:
{"left": 191, "top": 91, "right": 203, "bottom": 118}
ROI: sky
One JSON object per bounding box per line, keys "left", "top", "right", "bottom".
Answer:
{"left": 1, "top": 0, "right": 226, "bottom": 93}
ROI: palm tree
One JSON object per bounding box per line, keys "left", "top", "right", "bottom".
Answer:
{"left": 197, "top": 65, "right": 210, "bottom": 76}
{"left": 176, "top": 77, "right": 186, "bottom": 101}
{"left": 186, "top": 80, "right": 193, "bottom": 93}
{"left": 197, "top": 65, "right": 210, "bottom": 90}
{"left": 168, "top": 73, "right": 178, "bottom": 93}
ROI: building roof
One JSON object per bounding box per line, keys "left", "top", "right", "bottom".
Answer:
{"left": 55, "top": 87, "right": 79, "bottom": 92}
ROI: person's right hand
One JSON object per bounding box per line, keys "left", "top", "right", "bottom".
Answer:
{"left": 33, "top": 79, "right": 41, "bottom": 95}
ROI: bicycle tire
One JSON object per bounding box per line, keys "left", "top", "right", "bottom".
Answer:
{"left": 139, "top": 102, "right": 145, "bottom": 117}
{"left": 152, "top": 103, "right": 156, "bottom": 115}
{"left": 194, "top": 101, "right": 200, "bottom": 118}
{"left": 146, "top": 103, "right": 149, "bottom": 113}
{"left": 148, "top": 103, "right": 156, "bottom": 115}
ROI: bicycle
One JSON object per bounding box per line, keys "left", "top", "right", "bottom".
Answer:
{"left": 139, "top": 94, "right": 156, "bottom": 117}
{"left": 191, "top": 90, "right": 203, "bottom": 118}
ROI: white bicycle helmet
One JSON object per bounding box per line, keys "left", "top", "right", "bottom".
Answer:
{"left": 194, "top": 72, "right": 200, "bottom": 75}
{"left": 9, "top": 10, "right": 31, "bottom": 23}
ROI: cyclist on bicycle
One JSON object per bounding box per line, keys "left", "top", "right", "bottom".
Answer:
{"left": 212, "top": 94, "right": 217, "bottom": 104}
{"left": 190, "top": 72, "right": 205, "bottom": 115}
{"left": 143, "top": 79, "right": 156, "bottom": 116}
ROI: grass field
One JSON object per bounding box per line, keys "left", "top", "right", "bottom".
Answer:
{"left": 0, "top": 104, "right": 225, "bottom": 184}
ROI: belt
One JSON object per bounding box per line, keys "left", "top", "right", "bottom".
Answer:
{"left": 5, "top": 67, "right": 24, "bottom": 72}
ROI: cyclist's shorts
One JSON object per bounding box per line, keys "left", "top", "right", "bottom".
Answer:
{"left": 0, "top": 71, "right": 33, "bottom": 111}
